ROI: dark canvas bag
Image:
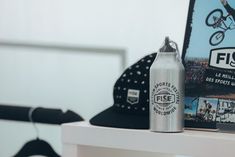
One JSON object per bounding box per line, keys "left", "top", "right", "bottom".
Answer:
{"left": 183, "top": 0, "right": 235, "bottom": 131}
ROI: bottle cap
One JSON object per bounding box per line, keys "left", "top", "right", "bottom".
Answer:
{"left": 159, "top": 37, "right": 176, "bottom": 52}
{"left": 157, "top": 36, "right": 182, "bottom": 62}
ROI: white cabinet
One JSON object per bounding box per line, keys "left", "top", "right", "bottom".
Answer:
{"left": 62, "top": 122, "right": 235, "bottom": 157}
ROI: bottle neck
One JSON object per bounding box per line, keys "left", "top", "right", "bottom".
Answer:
{"left": 157, "top": 52, "right": 177, "bottom": 61}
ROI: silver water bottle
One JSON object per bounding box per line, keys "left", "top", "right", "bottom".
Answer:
{"left": 150, "top": 37, "right": 185, "bottom": 132}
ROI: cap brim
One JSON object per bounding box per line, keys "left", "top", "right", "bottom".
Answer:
{"left": 89, "top": 106, "right": 149, "bottom": 129}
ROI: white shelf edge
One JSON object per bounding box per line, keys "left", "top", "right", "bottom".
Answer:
{"left": 62, "top": 121, "right": 235, "bottom": 157}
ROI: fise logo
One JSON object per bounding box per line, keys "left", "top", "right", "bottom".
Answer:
{"left": 151, "top": 82, "right": 179, "bottom": 116}
{"left": 127, "top": 89, "right": 140, "bottom": 105}
{"left": 209, "top": 48, "right": 235, "bottom": 69}
{"left": 154, "top": 92, "right": 175, "bottom": 105}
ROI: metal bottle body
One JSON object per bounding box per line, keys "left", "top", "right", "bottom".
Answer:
{"left": 150, "top": 52, "right": 185, "bottom": 132}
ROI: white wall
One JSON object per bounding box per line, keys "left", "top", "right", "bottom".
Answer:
{"left": 0, "top": 0, "right": 189, "bottom": 63}
{"left": 0, "top": 0, "right": 189, "bottom": 156}
{"left": 0, "top": 46, "right": 122, "bottom": 157}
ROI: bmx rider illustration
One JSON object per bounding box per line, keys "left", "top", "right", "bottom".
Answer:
{"left": 203, "top": 100, "right": 213, "bottom": 121}
{"left": 220, "top": 0, "right": 235, "bottom": 21}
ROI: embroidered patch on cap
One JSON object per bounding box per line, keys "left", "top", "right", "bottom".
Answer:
{"left": 127, "top": 89, "right": 140, "bottom": 105}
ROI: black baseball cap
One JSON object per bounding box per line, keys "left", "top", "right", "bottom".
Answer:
{"left": 90, "top": 53, "right": 157, "bottom": 129}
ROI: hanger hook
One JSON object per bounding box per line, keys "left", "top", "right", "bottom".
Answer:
{"left": 28, "top": 107, "right": 40, "bottom": 139}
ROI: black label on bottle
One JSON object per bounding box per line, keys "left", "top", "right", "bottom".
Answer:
{"left": 151, "top": 82, "right": 180, "bottom": 115}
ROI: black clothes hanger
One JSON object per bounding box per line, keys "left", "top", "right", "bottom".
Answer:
{"left": 14, "top": 138, "right": 60, "bottom": 157}
{"left": 0, "top": 104, "right": 83, "bottom": 124}
{"left": 14, "top": 108, "right": 60, "bottom": 157}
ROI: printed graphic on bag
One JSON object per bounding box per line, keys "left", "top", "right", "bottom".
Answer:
{"left": 197, "top": 98, "right": 218, "bottom": 122}
{"left": 183, "top": 0, "right": 235, "bottom": 129}
{"left": 184, "top": 97, "right": 198, "bottom": 121}
{"left": 216, "top": 99, "right": 235, "bottom": 123}
{"left": 184, "top": 97, "right": 218, "bottom": 122}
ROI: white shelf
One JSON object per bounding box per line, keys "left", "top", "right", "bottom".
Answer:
{"left": 62, "top": 122, "right": 235, "bottom": 157}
